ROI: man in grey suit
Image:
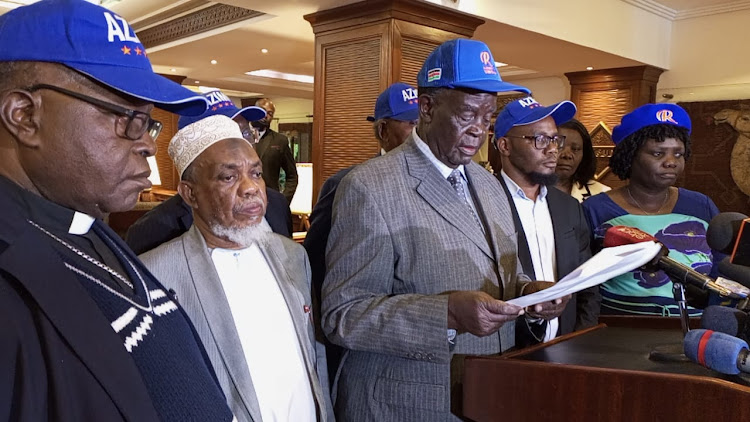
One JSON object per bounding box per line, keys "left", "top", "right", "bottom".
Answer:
{"left": 322, "top": 39, "right": 571, "bottom": 421}
{"left": 493, "top": 96, "right": 601, "bottom": 347}
{"left": 139, "top": 115, "right": 332, "bottom": 422}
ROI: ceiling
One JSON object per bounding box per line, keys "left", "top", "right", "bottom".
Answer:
{"left": 0, "top": 0, "right": 741, "bottom": 100}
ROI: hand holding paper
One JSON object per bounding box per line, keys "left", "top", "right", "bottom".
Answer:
{"left": 507, "top": 241, "right": 663, "bottom": 308}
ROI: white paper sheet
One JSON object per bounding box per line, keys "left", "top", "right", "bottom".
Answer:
{"left": 507, "top": 241, "right": 663, "bottom": 308}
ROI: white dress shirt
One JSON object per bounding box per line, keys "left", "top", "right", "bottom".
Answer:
{"left": 211, "top": 244, "right": 316, "bottom": 422}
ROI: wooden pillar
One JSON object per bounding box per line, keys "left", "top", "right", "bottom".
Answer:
{"left": 150, "top": 73, "right": 188, "bottom": 191}
{"left": 565, "top": 66, "right": 664, "bottom": 133}
{"left": 564, "top": 66, "right": 664, "bottom": 190}
{"left": 304, "top": 0, "right": 483, "bottom": 201}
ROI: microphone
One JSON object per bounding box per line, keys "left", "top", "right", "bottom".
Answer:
{"left": 603, "top": 226, "right": 746, "bottom": 299}
{"left": 707, "top": 212, "right": 748, "bottom": 254}
{"left": 718, "top": 257, "right": 750, "bottom": 289}
{"left": 700, "top": 305, "right": 750, "bottom": 342}
{"left": 684, "top": 329, "right": 750, "bottom": 375}
{"left": 707, "top": 212, "right": 750, "bottom": 266}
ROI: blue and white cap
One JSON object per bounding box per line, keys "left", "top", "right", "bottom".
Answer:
{"left": 177, "top": 90, "right": 266, "bottom": 129}
{"left": 0, "top": 0, "right": 208, "bottom": 116}
{"left": 417, "top": 39, "right": 530, "bottom": 94}
{"left": 367, "top": 82, "right": 419, "bottom": 122}
{"left": 494, "top": 96, "right": 577, "bottom": 138}
{"left": 612, "top": 103, "right": 691, "bottom": 145}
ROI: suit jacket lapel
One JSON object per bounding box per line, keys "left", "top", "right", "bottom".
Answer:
{"left": 260, "top": 238, "right": 328, "bottom": 417}
{"left": 403, "top": 139, "right": 493, "bottom": 260}
{"left": 495, "top": 174, "right": 536, "bottom": 279}
{"left": 0, "top": 225, "right": 159, "bottom": 421}
{"left": 181, "top": 226, "right": 263, "bottom": 421}
{"left": 547, "top": 190, "right": 571, "bottom": 277}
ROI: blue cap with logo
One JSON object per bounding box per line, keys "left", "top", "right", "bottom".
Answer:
{"left": 612, "top": 103, "right": 692, "bottom": 145}
{"left": 366, "top": 82, "right": 419, "bottom": 122}
{"left": 494, "top": 96, "right": 577, "bottom": 138}
{"left": 0, "top": 0, "right": 208, "bottom": 116}
{"left": 178, "top": 90, "right": 266, "bottom": 129}
{"left": 417, "top": 39, "right": 530, "bottom": 94}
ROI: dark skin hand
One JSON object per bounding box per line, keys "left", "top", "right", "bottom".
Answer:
{"left": 521, "top": 281, "right": 572, "bottom": 320}
{"left": 447, "top": 291, "right": 524, "bottom": 337}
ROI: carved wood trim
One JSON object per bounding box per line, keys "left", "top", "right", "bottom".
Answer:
{"left": 130, "top": 0, "right": 211, "bottom": 32}
{"left": 305, "top": 0, "right": 483, "bottom": 37}
{"left": 139, "top": 4, "right": 263, "bottom": 49}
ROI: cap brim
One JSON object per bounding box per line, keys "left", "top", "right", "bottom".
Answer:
{"left": 366, "top": 116, "right": 376, "bottom": 122}
{"left": 390, "top": 108, "right": 419, "bottom": 122}
{"left": 68, "top": 62, "right": 208, "bottom": 116}
{"left": 451, "top": 80, "right": 531, "bottom": 94}
{"left": 233, "top": 106, "right": 266, "bottom": 122}
{"left": 513, "top": 101, "right": 577, "bottom": 127}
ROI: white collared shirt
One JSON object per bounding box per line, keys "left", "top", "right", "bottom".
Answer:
{"left": 211, "top": 244, "right": 316, "bottom": 422}
{"left": 500, "top": 170, "right": 559, "bottom": 342}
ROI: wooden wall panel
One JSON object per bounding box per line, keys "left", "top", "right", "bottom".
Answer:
{"left": 321, "top": 38, "right": 383, "bottom": 181}
{"left": 576, "top": 88, "right": 633, "bottom": 134}
{"left": 151, "top": 107, "right": 179, "bottom": 191}
{"left": 399, "top": 37, "right": 437, "bottom": 87}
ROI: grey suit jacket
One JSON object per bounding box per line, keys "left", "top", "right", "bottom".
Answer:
{"left": 139, "top": 226, "right": 333, "bottom": 422}
{"left": 321, "top": 135, "right": 528, "bottom": 421}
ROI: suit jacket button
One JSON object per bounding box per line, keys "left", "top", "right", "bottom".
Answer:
{"left": 414, "top": 352, "right": 423, "bottom": 360}
{"left": 427, "top": 353, "right": 435, "bottom": 361}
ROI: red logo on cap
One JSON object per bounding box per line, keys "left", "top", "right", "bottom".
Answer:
{"left": 656, "top": 109, "right": 678, "bottom": 124}
{"left": 480, "top": 51, "right": 496, "bottom": 75}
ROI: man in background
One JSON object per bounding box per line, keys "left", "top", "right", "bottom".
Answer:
{"left": 254, "top": 98, "right": 299, "bottom": 203}
{"left": 493, "top": 96, "right": 600, "bottom": 347}
{"left": 304, "top": 81, "right": 418, "bottom": 382}
{"left": 0, "top": 1, "right": 232, "bottom": 420}
{"left": 125, "top": 89, "right": 293, "bottom": 254}
{"left": 140, "top": 115, "right": 332, "bottom": 421}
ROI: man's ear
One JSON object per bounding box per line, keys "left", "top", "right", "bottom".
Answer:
{"left": 0, "top": 90, "right": 43, "bottom": 148}
{"left": 178, "top": 181, "right": 198, "bottom": 209}
{"left": 418, "top": 94, "right": 434, "bottom": 124}
{"left": 375, "top": 120, "right": 387, "bottom": 142}
{"left": 496, "top": 136, "right": 512, "bottom": 157}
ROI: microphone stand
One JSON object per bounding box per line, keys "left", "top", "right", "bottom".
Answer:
{"left": 648, "top": 282, "right": 692, "bottom": 362}
{"left": 673, "top": 282, "right": 691, "bottom": 336}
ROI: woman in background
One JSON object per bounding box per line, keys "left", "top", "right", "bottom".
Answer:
{"left": 555, "top": 118, "right": 610, "bottom": 202}
{"left": 582, "top": 104, "right": 722, "bottom": 316}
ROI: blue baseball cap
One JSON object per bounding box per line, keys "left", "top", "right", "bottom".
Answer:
{"left": 417, "top": 39, "right": 530, "bottom": 94}
{"left": 0, "top": 0, "right": 208, "bottom": 116}
{"left": 612, "top": 103, "right": 692, "bottom": 144}
{"left": 366, "top": 82, "right": 419, "bottom": 122}
{"left": 494, "top": 96, "right": 577, "bottom": 138}
{"left": 177, "top": 90, "right": 266, "bottom": 129}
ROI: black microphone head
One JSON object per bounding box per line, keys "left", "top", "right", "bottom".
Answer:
{"left": 707, "top": 212, "right": 748, "bottom": 254}
{"left": 700, "top": 305, "right": 747, "bottom": 338}
{"left": 718, "top": 257, "right": 750, "bottom": 288}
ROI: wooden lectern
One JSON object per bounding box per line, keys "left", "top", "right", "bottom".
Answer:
{"left": 463, "top": 317, "right": 750, "bottom": 421}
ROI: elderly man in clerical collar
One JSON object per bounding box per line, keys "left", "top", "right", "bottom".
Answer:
{"left": 0, "top": 1, "right": 232, "bottom": 420}
{"left": 139, "top": 114, "right": 332, "bottom": 422}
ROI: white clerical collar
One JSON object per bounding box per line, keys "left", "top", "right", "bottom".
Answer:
{"left": 412, "top": 127, "right": 466, "bottom": 180}
{"left": 68, "top": 212, "right": 95, "bottom": 235}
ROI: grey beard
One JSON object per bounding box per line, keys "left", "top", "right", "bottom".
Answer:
{"left": 210, "top": 218, "right": 273, "bottom": 248}
{"left": 528, "top": 171, "right": 559, "bottom": 186}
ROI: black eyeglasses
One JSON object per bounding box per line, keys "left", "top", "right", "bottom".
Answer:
{"left": 506, "top": 134, "right": 566, "bottom": 150}
{"left": 25, "top": 84, "right": 163, "bottom": 141}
